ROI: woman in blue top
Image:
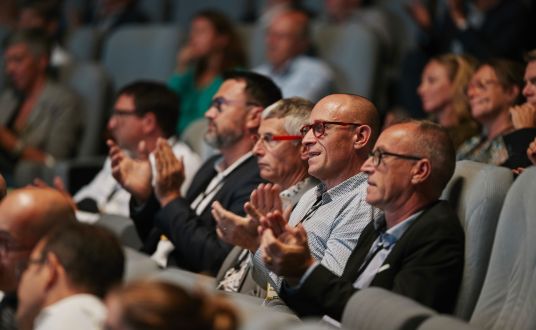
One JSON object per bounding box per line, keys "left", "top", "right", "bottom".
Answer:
{"left": 168, "top": 10, "right": 246, "bottom": 135}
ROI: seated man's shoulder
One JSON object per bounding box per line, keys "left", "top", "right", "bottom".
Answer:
{"left": 295, "top": 56, "right": 333, "bottom": 76}
{"left": 414, "top": 201, "right": 464, "bottom": 237}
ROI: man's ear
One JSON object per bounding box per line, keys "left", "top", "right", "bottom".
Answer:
{"left": 410, "top": 158, "right": 431, "bottom": 185}
{"left": 506, "top": 85, "right": 521, "bottom": 104}
{"left": 353, "top": 125, "right": 372, "bottom": 150}
{"left": 44, "top": 252, "right": 61, "bottom": 291}
{"left": 245, "top": 106, "right": 263, "bottom": 130}
{"left": 142, "top": 112, "right": 157, "bottom": 134}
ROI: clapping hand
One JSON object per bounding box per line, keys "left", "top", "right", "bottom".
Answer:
{"left": 109, "top": 139, "right": 152, "bottom": 204}
{"left": 154, "top": 138, "right": 184, "bottom": 207}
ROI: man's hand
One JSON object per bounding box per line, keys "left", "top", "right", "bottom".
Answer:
{"left": 528, "top": 137, "right": 536, "bottom": 166}
{"left": 260, "top": 224, "right": 314, "bottom": 280}
{"left": 250, "top": 183, "right": 283, "bottom": 215}
{"left": 109, "top": 139, "right": 152, "bottom": 204}
{"left": 212, "top": 201, "right": 260, "bottom": 251}
{"left": 258, "top": 210, "right": 291, "bottom": 238}
{"left": 510, "top": 103, "right": 536, "bottom": 129}
{"left": 154, "top": 138, "right": 184, "bottom": 207}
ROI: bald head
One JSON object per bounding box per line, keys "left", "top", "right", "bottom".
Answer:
{"left": 0, "top": 187, "right": 76, "bottom": 251}
{"left": 315, "top": 94, "right": 380, "bottom": 149}
{"left": 0, "top": 188, "right": 75, "bottom": 292}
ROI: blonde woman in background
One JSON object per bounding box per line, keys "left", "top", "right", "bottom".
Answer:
{"left": 418, "top": 54, "right": 480, "bottom": 148}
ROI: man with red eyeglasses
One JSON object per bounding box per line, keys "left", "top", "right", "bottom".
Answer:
{"left": 259, "top": 120, "right": 464, "bottom": 321}
{"left": 211, "top": 94, "right": 382, "bottom": 308}
{"left": 110, "top": 71, "right": 281, "bottom": 275}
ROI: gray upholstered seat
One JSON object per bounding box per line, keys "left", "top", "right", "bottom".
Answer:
{"left": 441, "top": 160, "right": 513, "bottom": 320}
{"left": 96, "top": 214, "right": 142, "bottom": 250}
{"left": 123, "top": 246, "right": 160, "bottom": 281}
{"left": 341, "top": 287, "right": 436, "bottom": 330}
{"left": 469, "top": 166, "right": 536, "bottom": 329}
{"left": 312, "top": 21, "right": 380, "bottom": 100}
{"left": 340, "top": 166, "right": 536, "bottom": 330}
{"left": 102, "top": 24, "right": 181, "bottom": 92}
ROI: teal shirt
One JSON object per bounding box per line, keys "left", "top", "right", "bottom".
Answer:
{"left": 167, "top": 68, "right": 223, "bottom": 135}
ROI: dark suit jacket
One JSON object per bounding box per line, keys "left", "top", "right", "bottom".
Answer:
{"left": 130, "top": 154, "right": 265, "bottom": 275}
{"left": 280, "top": 200, "right": 465, "bottom": 321}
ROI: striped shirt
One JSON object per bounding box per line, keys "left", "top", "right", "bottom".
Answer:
{"left": 253, "top": 172, "right": 382, "bottom": 291}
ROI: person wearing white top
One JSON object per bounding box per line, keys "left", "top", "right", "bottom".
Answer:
{"left": 73, "top": 81, "right": 202, "bottom": 217}
{"left": 17, "top": 223, "right": 124, "bottom": 330}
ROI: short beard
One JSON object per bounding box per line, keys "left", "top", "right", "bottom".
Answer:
{"left": 204, "top": 128, "right": 244, "bottom": 149}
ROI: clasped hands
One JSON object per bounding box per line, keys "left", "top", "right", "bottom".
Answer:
{"left": 211, "top": 183, "right": 314, "bottom": 280}
{"left": 109, "top": 138, "right": 185, "bottom": 207}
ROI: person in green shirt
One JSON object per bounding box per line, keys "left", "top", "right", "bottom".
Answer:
{"left": 168, "top": 10, "right": 246, "bottom": 135}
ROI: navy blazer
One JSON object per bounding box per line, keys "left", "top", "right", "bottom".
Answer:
{"left": 130, "top": 154, "right": 265, "bottom": 275}
{"left": 280, "top": 200, "right": 465, "bottom": 321}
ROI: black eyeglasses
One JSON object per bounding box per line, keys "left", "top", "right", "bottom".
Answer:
{"left": 368, "top": 149, "right": 423, "bottom": 167}
{"left": 210, "top": 97, "right": 260, "bottom": 113}
{"left": 111, "top": 109, "right": 141, "bottom": 117}
{"left": 299, "top": 121, "right": 362, "bottom": 138}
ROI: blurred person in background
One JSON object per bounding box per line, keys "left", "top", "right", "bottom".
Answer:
{"left": 0, "top": 29, "right": 81, "bottom": 186}
{"left": 168, "top": 10, "right": 246, "bottom": 135}
{"left": 211, "top": 97, "right": 317, "bottom": 296}
{"left": 254, "top": 8, "right": 334, "bottom": 102}
{"left": 16, "top": 223, "right": 124, "bottom": 330}
{"left": 457, "top": 58, "right": 536, "bottom": 168}
{"left": 417, "top": 53, "right": 480, "bottom": 148}
{"left": 17, "top": 0, "right": 71, "bottom": 67}
{"left": 104, "top": 280, "right": 239, "bottom": 330}
{"left": 400, "top": 0, "right": 532, "bottom": 118}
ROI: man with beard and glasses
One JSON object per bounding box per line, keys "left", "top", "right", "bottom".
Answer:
{"left": 110, "top": 70, "right": 282, "bottom": 275}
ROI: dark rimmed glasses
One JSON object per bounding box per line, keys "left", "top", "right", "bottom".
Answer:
{"left": 210, "top": 97, "right": 260, "bottom": 113}
{"left": 299, "top": 121, "right": 362, "bottom": 138}
{"left": 111, "top": 109, "right": 141, "bottom": 117}
{"left": 368, "top": 149, "right": 423, "bottom": 167}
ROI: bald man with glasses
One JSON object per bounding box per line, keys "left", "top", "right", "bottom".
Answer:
{"left": 259, "top": 120, "right": 464, "bottom": 321}
{"left": 238, "top": 94, "right": 382, "bottom": 306}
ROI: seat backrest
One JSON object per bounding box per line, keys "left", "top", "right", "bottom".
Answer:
{"left": 123, "top": 246, "right": 160, "bottom": 281}
{"left": 419, "top": 315, "right": 481, "bottom": 330}
{"left": 470, "top": 166, "right": 536, "bottom": 330}
{"left": 102, "top": 24, "right": 181, "bottom": 91}
{"left": 96, "top": 213, "right": 143, "bottom": 250}
{"left": 150, "top": 267, "right": 216, "bottom": 292}
{"left": 312, "top": 21, "right": 380, "bottom": 99}
{"left": 342, "top": 287, "right": 436, "bottom": 330}
{"left": 180, "top": 118, "right": 216, "bottom": 161}
{"left": 61, "top": 62, "right": 110, "bottom": 158}
{"left": 440, "top": 160, "right": 513, "bottom": 320}
{"left": 170, "top": 0, "right": 249, "bottom": 29}
{"left": 236, "top": 23, "right": 266, "bottom": 68}
{"left": 65, "top": 26, "right": 103, "bottom": 61}
{"left": 137, "top": 0, "right": 167, "bottom": 22}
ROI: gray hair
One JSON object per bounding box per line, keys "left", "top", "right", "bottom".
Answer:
{"left": 262, "top": 97, "right": 314, "bottom": 137}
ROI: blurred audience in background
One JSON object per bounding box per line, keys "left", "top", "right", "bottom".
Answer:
{"left": 456, "top": 58, "right": 536, "bottom": 168}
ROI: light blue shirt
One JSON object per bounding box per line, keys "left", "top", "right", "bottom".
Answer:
{"left": 254, "top": 55, "right": 334, "bottom": 102}
{"left": 253, "top": 172, "right": 381, "bottom": 291}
